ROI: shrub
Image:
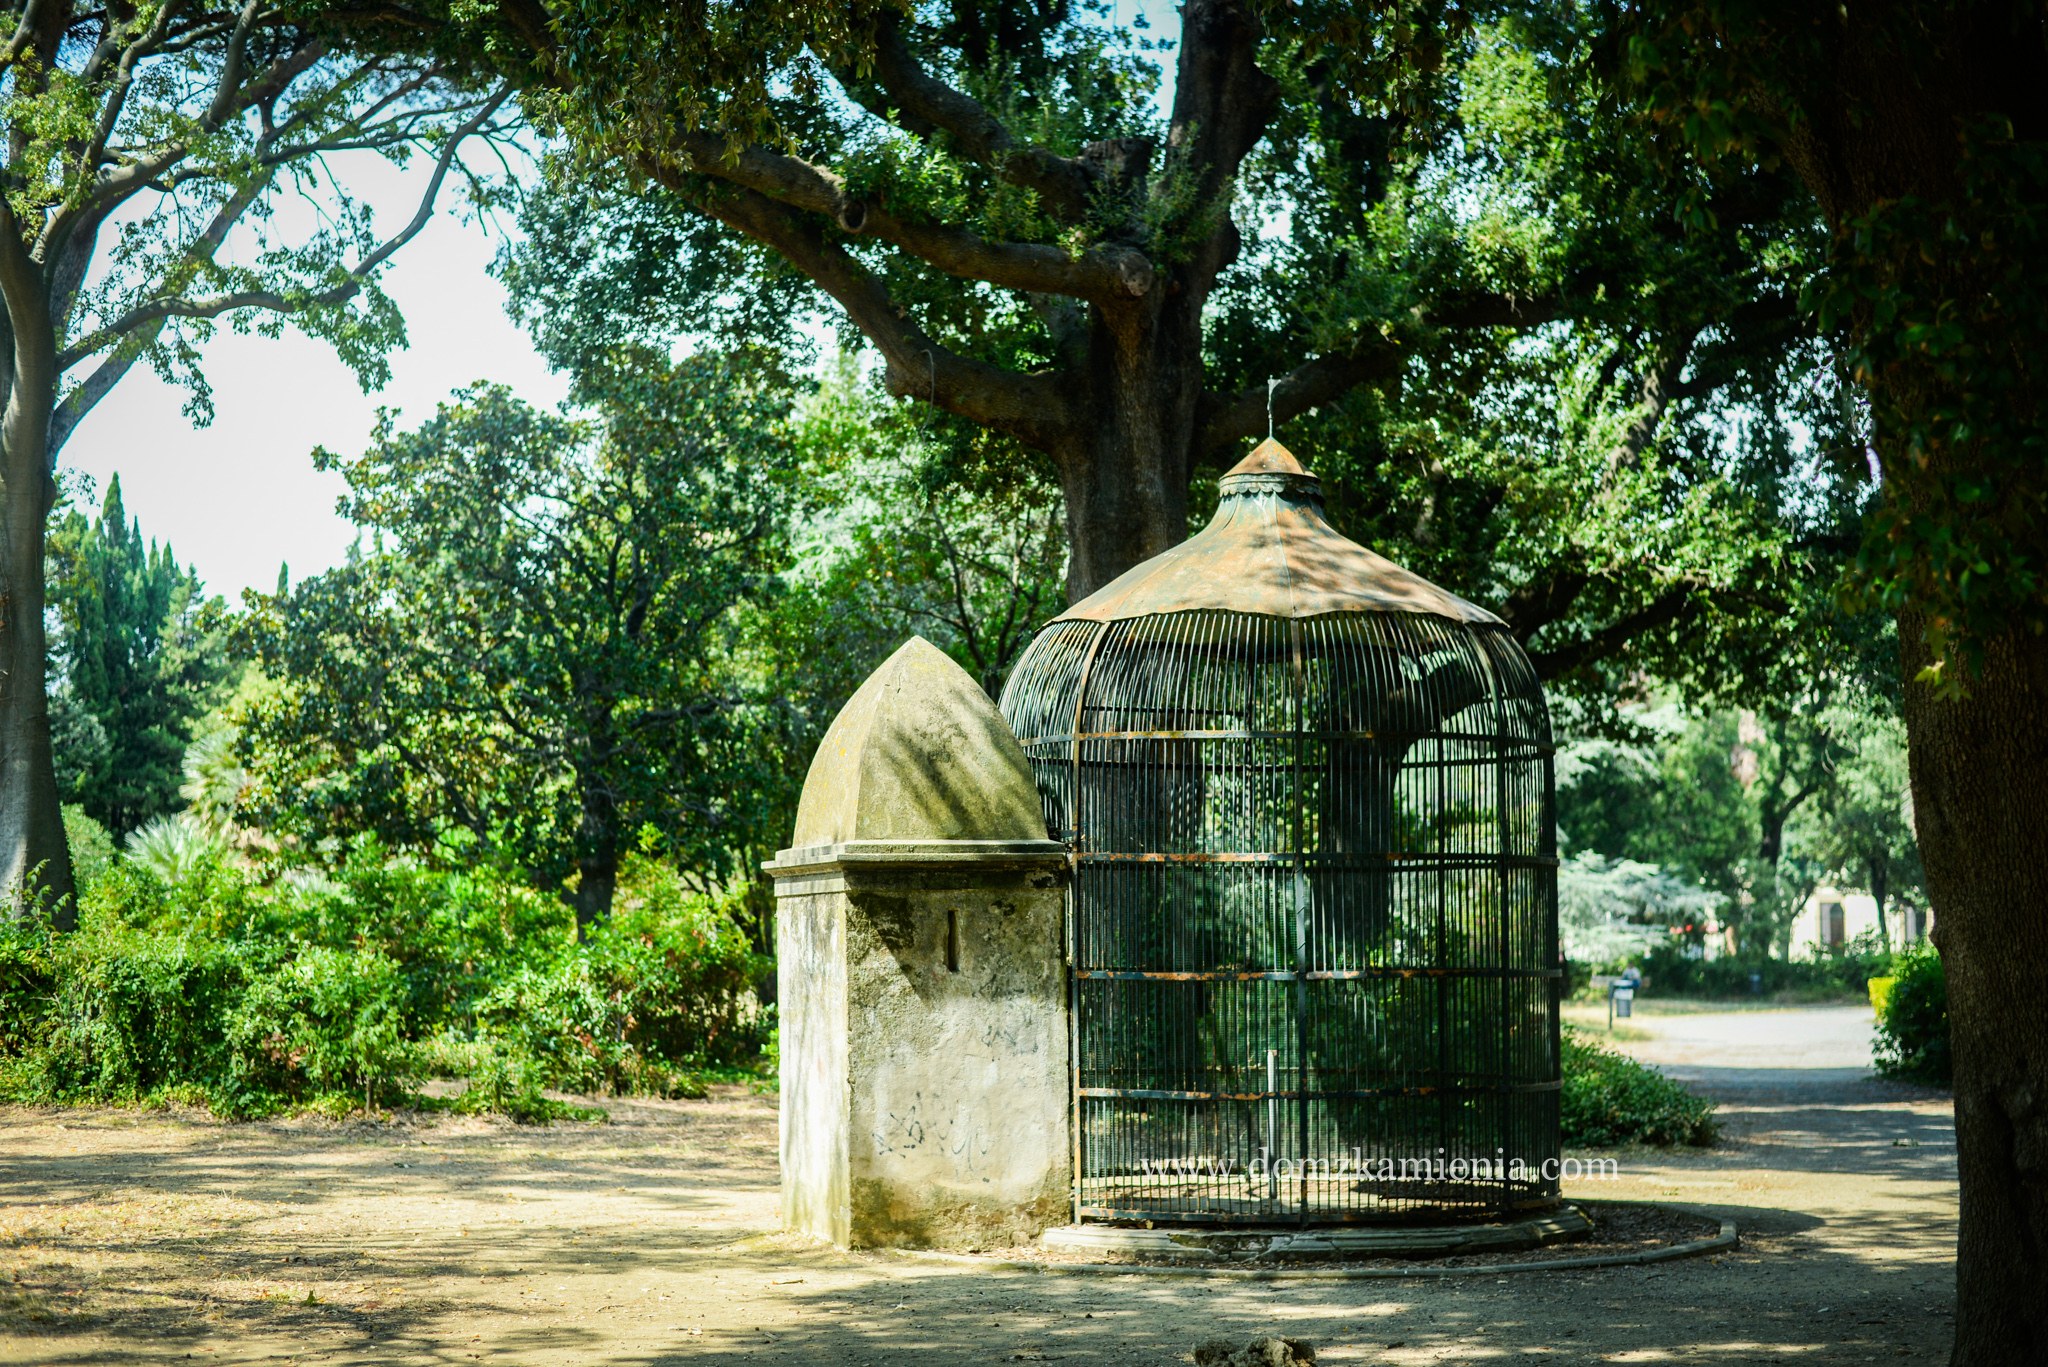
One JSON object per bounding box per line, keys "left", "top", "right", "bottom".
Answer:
{"left": 226, "top": 945, "right": 414, "bottom": 1105}
{"left": 1634, "top": 941, "right": 1890, "bottom": 1000}
{"left": 124, "top": 813, "right": 233, "bottom": 885}
{"left": 61, "top": 806, "right": 118, "bottom": 889}
{"left": 1874, "top": 940, "right": 1950, "bottom": 1085}
{"left": 474, "top": 859, "right": 768, "bottom": 1095}
{"left": 7, "top": 918, "right": 253, "bottom": 1111}
{"left": 1560, "top": 1029, "right": 1718, "bottom": 1147}
{"left": 0, "top": 845, "right": 770, "bottom": 1120}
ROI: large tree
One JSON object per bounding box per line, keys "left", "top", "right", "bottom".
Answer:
{"left": 0, "top": 0, "right": 510, "bottom": 914}
{"left": 1619, "top": 2, "right": 2048, "bottom": 1359}
{"left": 468, "top": 1, "right": 1841, "bottom": 668}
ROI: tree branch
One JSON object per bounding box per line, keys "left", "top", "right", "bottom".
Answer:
{"left": 1167, "top": 0, "right": 1279, "bottom": 289}
{"left": 857, "top": 14, "right": 1099, "bottom": 223}
{"left": 204, "top": 0, "right": 264, "bottom": 129}
{"left": 1430, "top": 292, "right": 1571, "bottom": 329}
{"left": 45, "top": 34, "right": 330, "bottom": 258}
{"left": 663, "top": 171, "right": 1074, "bottom": 450}
{"left": 1665, "top": 292, "right": 1807, "bottom": 402}
{"left": 671, "top": 133, "right": 1152, "bottom": 303}
{"left": 1523, "top": 579, "right": 1710, "bottom": 680}
{"left": 1199, "top": 340, "right": 1403, "bottom": 458}
{"left": 2, "top": 0, "right": 49, "bottom": 66}
{"left": 1606, "top": 326, "right": 1700, "bottom": 477}
{"left": 1497, "top": 568, "right": 1591, "bottom": 639}
{"left": 53, "top": 86, "right": 511, "bottom": 375}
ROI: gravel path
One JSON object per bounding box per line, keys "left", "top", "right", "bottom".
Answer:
{"left": 0, "top": 1006, "right": 1957, "bottom": 1365}
{"left": 1589, "top": 1003, "right": 1881, "bottom": 1090}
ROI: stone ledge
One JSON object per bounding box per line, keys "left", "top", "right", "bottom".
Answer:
{"left": 1039, "top": 1205, "right": 1593, "bottom": 1263}
{"left": 895, "top": 1211, "right": 1739, "bottom": 1279}
{"left": 764, "top": 839, "right": 1070, "bottom": 878}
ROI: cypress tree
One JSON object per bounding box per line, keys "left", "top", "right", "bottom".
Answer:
{"left": 45, "top": 477, "right": 233, "bottom": 839}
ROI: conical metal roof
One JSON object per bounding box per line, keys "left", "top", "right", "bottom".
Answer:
{"left": 1052, "top": 439, "right": 1502, "bottom": 625}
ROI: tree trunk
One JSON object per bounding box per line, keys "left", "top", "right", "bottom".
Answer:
{"left": 1747, "top": 12, "right": 2048, "bottom": 1353}
{"left": 572, "top": 845, "right": 617, "bottom": 939}
{"left": 1052, "top": 249, "right": 1220, "bottom": 602}
{"left": 570, "top": 766, "right": 619, "bottom": 937}
{"left": 1869, "top": 852, "right": 1891, "bottom": 953}
{"left": 1901, "top": 611, "right": 2048, "bottom": 1362}
{"left": 0, "top": 395, "right": 74, "bottom": 924}
{"left": 1056, "top": 418, "right": 1188, "bottom": 603}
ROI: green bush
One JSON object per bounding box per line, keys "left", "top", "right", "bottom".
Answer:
{"left": 475, "top": 862, "right": 768, "bottom": 1096}
{"left": 226, "top": 945, "right": 413, "bottom": 1103}
{"left": 1874, "top": 939, "right": 1950, "bottom": 1085}
{"left": 0, "top": 848, "right": 770, "bottom": 1120}
{"left": 1561, "top": 1029, "right": 1718, "bottom": 1147}
{"left": 1636, "top": 942, "right": 1889, "bottom": 1000}
{"left": 60, "top": 806, "right": 118, "bottom": 888}
{"left": 2, "top": 916, "right": 247, "bottom": 1109}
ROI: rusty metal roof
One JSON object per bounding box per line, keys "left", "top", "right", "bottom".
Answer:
{"left": 1052, "top": 439, "right": 1502, "bottom": 626}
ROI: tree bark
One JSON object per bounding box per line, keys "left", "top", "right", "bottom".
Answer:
{"left": 0, "top": 208, "right": 76, "bottom": 923}
{"left": 571, "top": 759, "right": 620, "bottom": 936}
{"left": 1051, "top": 293, "right": 1208, "bottom": 599}
{"left": 1869, "top": 852, "right": 1891, "bottom": 953}
{"left": 0, "top": 445, "right": 73, "bottom": 923}
{"left": 572, "top": 843, "right": 617, "bottom": 939}
{"left": 1900, "top": 612, "right": 2048, "bottom": 1360}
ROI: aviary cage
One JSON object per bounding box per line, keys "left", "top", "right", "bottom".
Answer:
{"left": 997, "top": 440, "right": 1561, "bottom": 1226}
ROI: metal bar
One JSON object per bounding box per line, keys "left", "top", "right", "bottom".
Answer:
{"left": 1070, "top": 967, "right": 1562, "bottom": 981}
{"left": 1076, "top": 851, "right": 1560, "bottom": 867}
{"left": 1078, "top": 1081, "right": 1563, "bottom": 1101}
{"left": 1064, "top": 622, "right": 1111, "bottom": 1225}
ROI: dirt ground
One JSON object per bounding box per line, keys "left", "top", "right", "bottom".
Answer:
{"left": 2, "top": 1005, "right": 1958, "bottom": 1365}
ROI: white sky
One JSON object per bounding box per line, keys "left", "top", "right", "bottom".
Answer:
{"left": 64, "top": 157, "right": 567, "bottom": 601}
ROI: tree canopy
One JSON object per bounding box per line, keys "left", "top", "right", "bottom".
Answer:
{"left": 241, "top": 351, "right": 798, "bottom": 928}
{"left": 45, "top": 476, "right": 234, "bottom": 839}
{"left": 477, "top": 2, "right": 1865, "bottom": 716}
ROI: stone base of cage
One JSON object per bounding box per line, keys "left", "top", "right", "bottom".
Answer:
{"left": 1040, "top": 1203, "right": 1590, "bottom": 1262}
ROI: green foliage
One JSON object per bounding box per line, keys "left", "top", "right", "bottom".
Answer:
{"left": 60, "top": 806, "right": 117, "bottom": 889}
{"left": 780, "top": 355, "right": 1068, "bottom": 697}
{"left": 1874, "top": 940, "right": 1950, "bottom": 1086}
{"left": 1637, "top": 943, "right": 1890, "bottom": 1002}
{"left": 1560, "top": 682, "right": 1920, "bottom": 957}
{"left": 239, "top": 352, "right": 800, "bottom": 924}
{"left": 1619, "top": 4, "right": 2048, "bottom": 686}
{"left": 45, "top": 476, "right": 236, "bottom": 839}
{"left": 123, "top": 814, "right": 233, "bottom": 886}
{"left": 1558, "top": 851, "right": 1722, "bottom": 968}
{"left": 474, "top": 1, "right": 1867, "bottom": 717}
{"left": 4, "top": 10, "right": 508, "bottom": 434}
{"left": 0, "top": 848, "right": 769, "bottom": 1120}
{"left": 473, "top": 864, "right": 767, "bottom": 1097}
{"left": 1561, "top": 1030, "right": 1718, "bottom": 1147}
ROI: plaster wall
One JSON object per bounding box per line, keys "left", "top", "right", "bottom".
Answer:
{"left": 774, "top": 858, "right": 1069, "bottom": 1249}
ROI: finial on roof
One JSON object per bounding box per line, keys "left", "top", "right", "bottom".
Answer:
{"left": 1226, "top": 438, "right": 1311, "bottom": 478}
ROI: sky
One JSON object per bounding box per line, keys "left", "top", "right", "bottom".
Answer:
{"left": 64, "top": 157, "right": 567, "bottom": 601}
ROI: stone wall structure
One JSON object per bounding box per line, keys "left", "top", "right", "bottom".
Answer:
{"left": 764, "top": 637, "right": 1070, "bottom": 1249}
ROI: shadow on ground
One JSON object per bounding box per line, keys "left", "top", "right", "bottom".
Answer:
{"left": 0, "top": 1066, "right": 1957, "bottom": 1366}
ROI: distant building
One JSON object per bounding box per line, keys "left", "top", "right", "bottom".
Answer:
{"left": 1790, "top": 886, "right": 1931, "bottom": 956}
